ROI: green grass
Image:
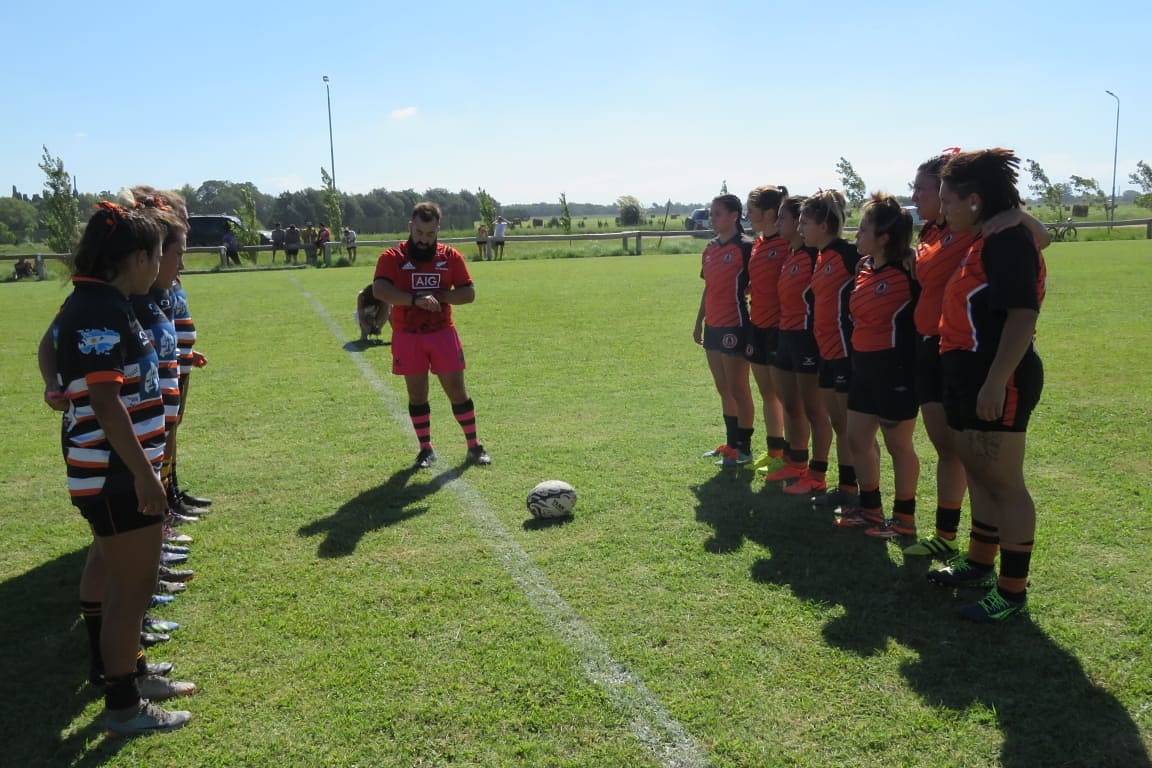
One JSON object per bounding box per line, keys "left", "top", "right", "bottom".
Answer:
{"left": 1, "top": 241, "right": 1150, "bottom": 767}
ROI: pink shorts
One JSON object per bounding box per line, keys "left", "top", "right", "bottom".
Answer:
{"left": 392, "top": 327, "right": 466, "bottom": 376}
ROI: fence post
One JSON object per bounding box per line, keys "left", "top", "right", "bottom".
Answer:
{"left": 324, "top": 242, "right": 332, "bottom": 266}
{"left": 1147, "top": 220, "right": 1151, "bottom": 240}
{"left": 35, "top": 254, "right": 46, "bottom": 280}
{"left": 636, "top": 233, "right": 643, "bottom": 255}
{"left": 219, "top": 246, "right": 228, "bottom": 269}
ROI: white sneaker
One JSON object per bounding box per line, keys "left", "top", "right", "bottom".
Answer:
{"left": 105, "top": 699, "right": 192, "bottom": 737}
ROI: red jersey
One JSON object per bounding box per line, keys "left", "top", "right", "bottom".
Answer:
{"left": 850, "top": 258, "right": 919, "bottom": 353}
{"left": 374, "top": 241, "right": 473, "bottom": 334}
{"left": 810, "top": 239, "right": 860, "bottom": 361}
{"left": 939, "top": 225, "right": 1046, "bottom": 355}
{"left": 700, "top": 233, "right": 754, "bottom": 327}
{"left": 777, "top": 246, "right": 819, "bottom": 331}
{"left": 913, "top": 221, "right": 974, "bottom": 337}
{"left": 747, "top": 232, "right": 789, "bottom": 329}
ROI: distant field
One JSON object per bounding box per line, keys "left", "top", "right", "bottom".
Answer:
{"left": 1, "top": 240, "right": 1149, "bottom": 767}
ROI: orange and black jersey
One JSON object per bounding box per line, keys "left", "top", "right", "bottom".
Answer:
{"left": 810, "top": 238, "right": 861, "bottom": 361}
{"left": 748, "top": 232, "right": 789, "bottom": 329}
{"left": 170, "top": 280, "right": 197, "bottom": 376}
{"left": 940, "top": 225, "right": 1047, "bottom": 355}
{"left": 777, "top": 245, "right": 819, "bottom": 331}
{"left": 850, "top": 258, "right": 919, "bottom": 354}
{"left": 374, "top": 241, "right": 473, "bottom": 334}
{"left": 914, "top": 221, "right": 974, "bottom": 337}
{"left": 700, "top": 233, "right": 754, "bottom": 327}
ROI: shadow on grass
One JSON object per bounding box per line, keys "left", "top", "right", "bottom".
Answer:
{"left": 298, "top": 461, "right": 470, "bottom": 558}
{"left": 693, "top": 468, "right": 1151, "bottom": 768}
{"left": 341, "top": 338, "right": 390, "bottom": 352}
{"left": 0, "top": 546, "right": 130, "bottom": 766}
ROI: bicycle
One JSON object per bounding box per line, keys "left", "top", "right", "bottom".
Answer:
{"left": 1046, "top": 217, "right": 1078, "bottom": 242}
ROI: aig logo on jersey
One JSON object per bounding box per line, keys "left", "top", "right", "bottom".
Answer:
{"left": 412, "top": 273, "right": 441, "bottom": 290}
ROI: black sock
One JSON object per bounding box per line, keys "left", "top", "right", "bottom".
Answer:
{"left": 82, "top": 601, "right": 102, "bottom": 680}
{"left": 723, "top": 415, "right": 737, "bottom": 447}
{"left": 103, "top": 673, "right": 141, "bottom": 711}
{"left": 838, "top": 464, "right": 857, "bottom": 488}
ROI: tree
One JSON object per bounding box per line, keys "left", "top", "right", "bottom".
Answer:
{"left": 1069, "top": 175, "right": 1106, "bottom": 215}
{"left": 477, "top": 188, "right": 496, "bottom": 235}
{"left": 38, "top": 146, "right": 79, "bottom": 254}
{"left": 558, "top": 193, "right": 572, "bottom": 235}
{"left": 1129, "top": 161, "right": 1152, "bottom": 210}
{"left": 616, "top": 195, "right": 642, "bottom": 226}
{"left": 0, "top": 197, "right": 39, "bottom": 242}
{"left": 835, "top": 157, "right": 866, "bottom": 212}
{"left": 320, "top": 168, "right": 343, "bottom": 255}
{"left": 234, "top": 185, "right": 260, "bottom": 247}
{"left": 1024, "top": 159, "right": 1068, "bottom": 220}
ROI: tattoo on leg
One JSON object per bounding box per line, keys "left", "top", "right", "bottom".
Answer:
{"left": 968, "top": 430, "right": 1002, "bottom": 462}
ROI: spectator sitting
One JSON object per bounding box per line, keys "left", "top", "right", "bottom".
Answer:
{"left": 13, "top": 257, "right": 34, "bottom": 280}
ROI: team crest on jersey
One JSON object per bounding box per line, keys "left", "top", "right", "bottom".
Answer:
{"left": 158, "top": 329, "right": 178, "bottom": 358}
{"left": 824, "top": 264, "right": 834, "bottom": 274}
{"left": 78, "top": 329, "right": 120, "bottom": 355}
{"left": 435, "top": 260, "right": 448, "bottom": 269}
{"left": 723, "top": 253, "right": 733, "bottom": 264}
{"left": 874, "top": 282, "right": 889, "bottom": 295}
{"left": 412, "top": 273, "right": 441, "bottom": 290}
{"left": 143, "top": 361, "right": 160, "bottom": 395}
{"left": 789, "top": 265, "right": 799, "bottom": 275}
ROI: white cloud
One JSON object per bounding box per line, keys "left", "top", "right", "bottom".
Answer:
{"left": 390, "top": 107, "right": 418, "bottom": 121}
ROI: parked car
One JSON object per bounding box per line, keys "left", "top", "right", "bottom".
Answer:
{"left": 684, "top": 207, "right": 754, "bottom": 235}
{"left": 186, "top": 215, "right": 272, "bottom": 247}
{"left": 903, "top": 205, "right": 925, "bottom": 228}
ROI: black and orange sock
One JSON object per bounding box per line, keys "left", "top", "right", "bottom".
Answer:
{"left": 893, "top": 497, "right": 916, "bottom": 530}
{"left": 408, "top": 402, "right": 432, "bottom": 450}
{"left": 451, "top": 399, "right": 480, "bottom": 449}
{"left": 838, "top": 464, "right": 857, "bottom": 492}
{"left": 967, "top": 518, "right": 1000, "bottom": 569}
{"left": 767, "top": 436, "right": 787, "bottom": 457}
{"left": 859, "top": 486, "right": 882, "bottom": 518}
{"left": 998, "top": 542, "right": 1033, "bottom": 598}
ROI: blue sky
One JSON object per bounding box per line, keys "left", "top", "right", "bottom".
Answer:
{"left": 3, "top": 1, "right": 1147, "bottom": 207}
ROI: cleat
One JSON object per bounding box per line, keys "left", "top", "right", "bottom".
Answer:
{"left": 959, "top": 588, "right": 1027, "bottom": 623}
{"left": 140, "top": 632, "right": 170, "bottom": 647}
{"left": 413, "top": 448, "right": 437, "bottom": 469}
{"left": 104, "top": 700, "right": 191, "bottom": 737}
{"left": 467, "top": 444, "right": 492, "bottom": 466}
{"left": 178, "top": 489, "right": 212, "bottom": 508}
{"left": 701, "top": 444, "right": 728, "bottom": 458}
{"left": 857, "top": 507, "right": 885, "bottom": 524}
{"left": 155, "top": 580, "right": 186, "bottom": 595}
{"left": 810, "top": 487, "right": 859, "bottom": 507}
{"left": 833, "top": 507, "right": 872, "bottom": 527}
{"left": 751, "top": 451, "right": 783, "bottom": 471}
{"left": 903, "top": 533, "right": 960, "bottom": 559}
{"left": 865, "top": 518, "right": 917, "bottom": 539}
{"left": 782, "top": 474, "right": 827, "bottom": 496}
{"left": 927, "top": 556, "right": 996, "bottom": 589}
{"left": 761, "top": 463, "right": 806, "bottom": 481}
{"left": 166, "top": 510, "right": 199, "bottom": 526}
{"left": 136, "top": 675, "right": 197, "bottom": 700}
{"left": 163, "top": 527, "right": 192, "bottom": 545}
{"left": 716, "top": 451, "right": 752, "bottom": 467}
{"left": 160, "top": 551, "right": 188, "bottom": 566}
{"left": 161, "top": 543, "right": 190, "bottom": 556}
{"left": 158, "top": 565, "right": 194, "bottom": 582}
{"left": 143, "top": 616, "right": 180, "bottom": 633}
{"left": 150, "top": 594, "right": 175, "bottom": 608}
{"left": 170, "top": 499, "right": 208, "bottom": 517}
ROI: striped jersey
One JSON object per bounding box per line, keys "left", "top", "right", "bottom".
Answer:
{"left": 133, "top": 288, "right": 181, "bottom": 426}
{"left": 374, "top": 241, "right": 473, "bottom": 334}
{"left": 913, "top": 220, "right": 974, "bottom": 337}
{"left": 747, "top": 232, "right": 789, "bottom": 329}
{"left": 55, "top": 278, "right": 165, "bottom": 503}
{"left": 810, "top": 239, "right": 861, "bottom": 361}
{"left": 849, "top": 258, "right": 919, "bottom": 354}
{"left": 939, "top": 225, "right": 1047, "bottom": 355}
{"left": 700, "top": 233, "right": 754, "bottom": 327}
{"left": 777, "top": 245, "right": 819, "bottom": 331}
{"left": 170, "top": 279, "right": 198, "bottom": 375}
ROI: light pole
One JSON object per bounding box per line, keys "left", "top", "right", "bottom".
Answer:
{"left": 1106, "top": 89, "right": 1119, "bottom": 231}
{"left": 323, "top": 75, "right": 336, "bottom": 191}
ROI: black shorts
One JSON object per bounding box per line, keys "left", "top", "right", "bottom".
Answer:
{"left": 703, "top": 325, "right": 747, "bottom": 356}
{"left": 818, "top": 356, "right": 852, "bottom": 394}
{"left": 745, "top": 326, "right": 779, "bottom": 366}
{"left": 941, "top": 349, "right": 1043, "bottom": 433}
{"left": 773, "top": 329, "right": 819, "bottom": 374}
{"left": 77, "top": 491, "right": 164, "bottom": 537}
{"left": 915, "top": 335, "right": 944, "bottom": 405}
{"left": 848, "top": 349, "right": 919, "bottom": 421}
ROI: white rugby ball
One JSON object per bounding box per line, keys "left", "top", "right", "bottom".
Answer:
{"left": 526, "top": 480, "right": 576, "bottom": 519}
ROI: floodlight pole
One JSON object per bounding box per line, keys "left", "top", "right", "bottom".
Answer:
{"left": 323, "top": 75, "right": 336, "bottom": 191}
{"left": 1106, "top": 90, "right": 1119, "bottom": 232}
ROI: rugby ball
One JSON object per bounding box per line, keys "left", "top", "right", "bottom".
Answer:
{"left": 526, "top": 480, "right": 576, "bottom": 519}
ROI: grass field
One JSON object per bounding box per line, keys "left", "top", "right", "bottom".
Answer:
{"left": 1, "top": 240, "right": 1150, "bottom": 767}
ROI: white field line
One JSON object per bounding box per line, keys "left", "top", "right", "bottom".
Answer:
{"left": 296, "top": 278, "right": 711, "bottom": 768}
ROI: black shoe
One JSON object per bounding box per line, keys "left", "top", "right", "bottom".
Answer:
{"left": 467, "top": 445, "right": 492, "bottom": 466}
{"left": 413, "top": 448, "right": 437, "bottom": 469}
{"left": 140, "top": 632, "right": 170, "bottom": 647}
{"left": 158, "top": 565, "right": 195, "bottom": 582}
{"left": 178, "top": 489, "right": 213, "bottom": 508}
